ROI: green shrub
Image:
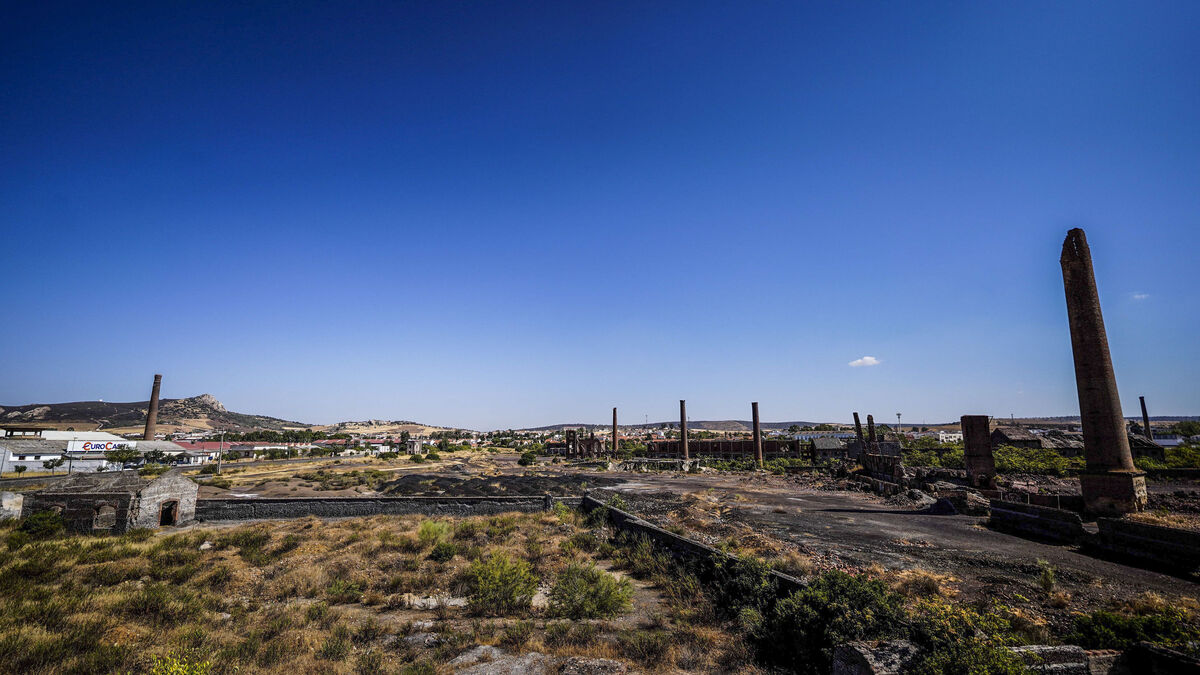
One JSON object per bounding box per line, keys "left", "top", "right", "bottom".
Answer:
{"left": 758, "top": 571, "right": 906, "bottom": 674}
{"left": 327, "top": 578, "right": 364, "bottom": 604}
{"left": 1037, "top": 560, "right": 1056, "bottom": 593}
{"left": 425, "top": 452, "right": 441, "bottom": 461}
{"left": 465, "top": 553, "right": 537, "bottom": 616}
{"left": 613, "top": 533, "right": 671, "bottom": 579}
{"left": 549, "top": 562, "right": 634, "bottom": 619}
{"left": 429, "top": 540, "right": 457, "bottom": 562}
{"left": 408, "top": 454, "right": 425, "bottom": 463}
{"left": 417, "top": 520, "right": 452, "bottom": 546}
{"left": 544, "top": 621, "right": 601, "bottom": 647}
{"left": 1068, "top": 608, "right": 1200, "bottom": 650}
{"left": 305, "top": 601, "right": 330, "bottom": 624}
{"left": 616, "top": 629, "right": 671, "bottom": 666}
{"left": 993, "top": 445, "right": 1083, "bottom": 476}
{"left": 711, "top": 557, "right": 778, "bottom": 620}
{"left": 5, "top": 530, "right": 30, "bottom": 550}
{"left": 518, "top": 451, "right": 537, "bottom": 466}
{"left": 19, "top": 511, "right": 65, "bottom": 540}
{"left": 499, "top": 620, "right": 534, "bottom": 648}
{"left": 907, "top": 598, "right": 1026, "bottom": 674}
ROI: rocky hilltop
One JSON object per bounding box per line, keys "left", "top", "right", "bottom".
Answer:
{"left": 0, "top": 395, "right": 309, "bottom": 433}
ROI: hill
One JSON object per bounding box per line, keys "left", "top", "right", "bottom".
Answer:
{"left": 0, "top": 395, "right": 314, "bottom": 435}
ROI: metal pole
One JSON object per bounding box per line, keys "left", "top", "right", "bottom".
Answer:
{"left": 216, "top": 431, "right": 224, "bottom": 475}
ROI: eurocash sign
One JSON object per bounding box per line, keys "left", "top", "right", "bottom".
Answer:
{"left": 68, "top": 440, "right": 135, "bottom": 453}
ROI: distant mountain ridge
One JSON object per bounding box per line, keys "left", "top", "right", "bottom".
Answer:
{"left": 0, "top": 395, "right": 313, "bottom": 433}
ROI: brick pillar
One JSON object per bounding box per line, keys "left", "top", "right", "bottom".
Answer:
{"left": 680, "top": 400, "right": 689, "bottom": 461}
{"left": 1139, "top": 396, "right": 1153, "bottom": 442}
{"left": 866, "top": 414, "right": 877, "bottom": 451}
{"left": 612, "top": 407, "right": 618, "bottom": 455}
{"left": 961, "top": 415, "right": 995, "bottom": 488}
{"left": 1061, "top": 228, "right": 1146, "bottom": 515}
{"left": 142, "top": 374, "right": 162, "bottom": 441}
{"left": 752, "top": 402, "right": 763, "bottom": 468}
{"left": 853, "top": 412, "right": 865, "bottom": 457}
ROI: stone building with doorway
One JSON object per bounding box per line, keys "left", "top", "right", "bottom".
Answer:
{"left": 21, "top": 469, "right": 197, "bottom": 534}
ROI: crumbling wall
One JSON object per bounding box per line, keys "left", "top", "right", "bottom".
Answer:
{"left": 579, "top": 494, "right": 805, "bottom": 597}
{"left": 988, "top": 500, "right": 1087, "bottom": 544}
{"left": 21, "top": 492, "right": 135, "bottom": 534}
{"left": 130, "top": 472, "right": 198, "bottom": 529}
{"left": 1094, "top": 518, "right": 1200, "bottom": 572}
{"left": 195, "top": 496, "right": 563, "bottom": 521}
{"left": 861, "top": 453, "right": 904, "bottom": 482}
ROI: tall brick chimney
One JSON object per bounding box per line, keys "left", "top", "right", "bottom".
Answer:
{"left": 1061, "top": 228, "right": 1146, "bottom": 515}
{"left": 142, "top": 374, "right": 162, "bottom": 441}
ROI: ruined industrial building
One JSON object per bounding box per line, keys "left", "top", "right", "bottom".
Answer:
{"left": 21, "top": 469, "right": 197, "bottom": 534}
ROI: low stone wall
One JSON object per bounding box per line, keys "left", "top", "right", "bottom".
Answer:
{"left": 579, "top": 494, "right": 806, "bottom": 597}
{"left": 988, "top": 500, "right": 1087, "bottom": 544}
{"left": 195, "top": 496, "right": 562, "bottom": 521}
{"left": 1094, "top": 517, "right": 1200, "bottom": 573}
{"left": 614, "top": 458, "right": 698, "bottom": 472}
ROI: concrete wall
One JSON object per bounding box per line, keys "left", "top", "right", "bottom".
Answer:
{"left": 1095, "top": 517, "right": 1200, "bottom": 572}
{"left": 988, "top": 500, "right": 1087, "bottom": 544}
{"left": 579, "top": 494, "right": 806, "bottom": 597}
{"left": 195, "top": 495, "right": 562, "bottom": 521}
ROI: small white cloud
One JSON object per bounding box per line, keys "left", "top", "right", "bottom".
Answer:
{"left": 1132, "top": 292, "right": 1150, "bottom": 301}
{"left": 849, "top": 356, "right": 881, "bottom": 368}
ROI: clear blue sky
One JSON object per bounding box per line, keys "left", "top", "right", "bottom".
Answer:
{"left": 2, "top": 2, "right": 1197, "bottom": 430}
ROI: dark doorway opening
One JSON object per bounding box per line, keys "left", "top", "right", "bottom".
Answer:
{"left": 159, "top": 500, "right": 178, "bottom": 526}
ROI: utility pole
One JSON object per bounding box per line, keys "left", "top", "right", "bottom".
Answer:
{"left": 216, "top": 431, "right": 224, "bottom": 475}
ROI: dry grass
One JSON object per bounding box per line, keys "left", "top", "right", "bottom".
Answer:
{"left": 1128, "top": 510, "right": 1200, "bottom": 532}
{"left": 869, "top": 566, "right": 960, "bottom": 600}
{"left": 769, "top": 549, "right": 817, "bottom": 578}
{"left": 0, "top": 510, "right": 651, "bottom": 674}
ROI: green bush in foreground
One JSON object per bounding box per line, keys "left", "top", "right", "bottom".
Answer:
{"left": 549, "top": 562, "right": 634, "bottom": 619}
{"left": 1068, "top": 608, "right": 1200, "bottom": 650}
{"left": 417, "top": 520, "right": 452, "bottom": 547}
{"left": 19, "top": 511, "right": 65, "bottom": 540}
{"left": 465, "top": 553, "right": 537, "bottom": 616}
{"left": 757, "top": 570, "right": 906, "bottom": 674}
